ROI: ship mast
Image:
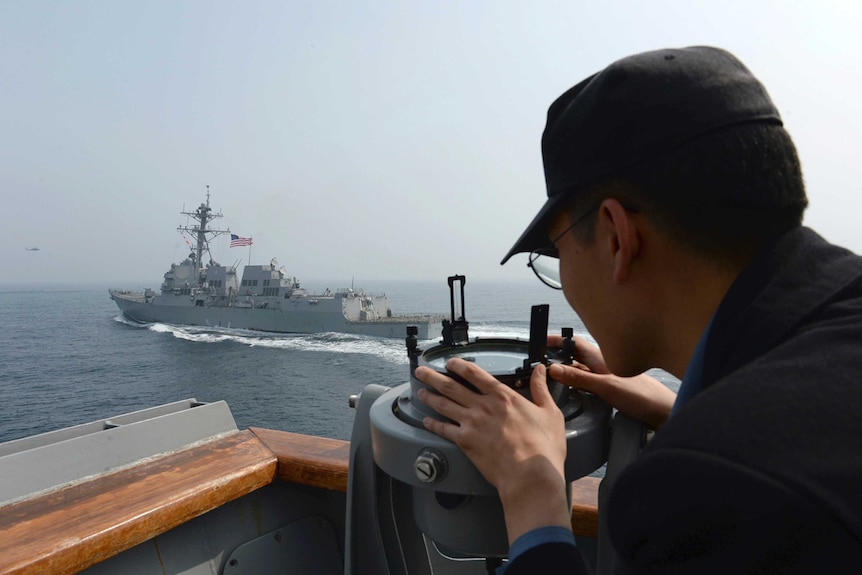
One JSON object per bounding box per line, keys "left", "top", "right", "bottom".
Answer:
{"left": 178, "top": 185, "right": 230, "bottom": 286}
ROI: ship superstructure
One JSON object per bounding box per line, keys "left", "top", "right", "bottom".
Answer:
{"left": 110, "top": 191, "right": 444, "bottom": 339}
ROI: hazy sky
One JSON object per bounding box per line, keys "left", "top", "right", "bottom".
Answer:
{"left": 2, "top": 1, "right": 861, "bottom": 287}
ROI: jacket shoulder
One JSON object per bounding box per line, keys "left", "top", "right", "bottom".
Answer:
{"left": 609, "top": 448, "right": 862, "bottom": 574}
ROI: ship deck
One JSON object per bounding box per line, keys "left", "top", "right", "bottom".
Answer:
{"left": 109, "top": 289, "right": 147, "bottom": 303}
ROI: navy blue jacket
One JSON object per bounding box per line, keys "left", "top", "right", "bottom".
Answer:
{"left": 507, "top": 227, "right": 862, "bottom": 574}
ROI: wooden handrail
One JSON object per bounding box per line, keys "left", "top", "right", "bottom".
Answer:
{"left": 570, "top": 475, "right": 601, "bottom": 537}
{"left": 0, "top": 430, "right": 276, "bottom": 575}
{"left": 250, "top": 427, "right": 351, "bottom": 491}
{"left": 250, "top": 427, "right": 601, "bottom": 537}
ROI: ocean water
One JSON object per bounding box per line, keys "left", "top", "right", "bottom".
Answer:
{"left": 0, "top": 279, "right": 678, "bottom": 444}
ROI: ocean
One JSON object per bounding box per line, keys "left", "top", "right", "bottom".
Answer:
{"left": 0, "top": 279, "right": 679, "bottom": 445}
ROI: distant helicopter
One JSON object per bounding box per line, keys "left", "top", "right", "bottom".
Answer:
{"left": 25, "top": 247, "right": 40, "bottom": 251}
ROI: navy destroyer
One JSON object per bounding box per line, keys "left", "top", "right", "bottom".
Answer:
{"left": 109, "top": 191, "right": 444, "bottom": 339}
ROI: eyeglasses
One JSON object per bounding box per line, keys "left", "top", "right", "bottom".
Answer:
{"left": 528, "top": 203, "right": 601, "bottom": 290}
{"left": 529, "top": 201, "right": 641, "bottom": 289}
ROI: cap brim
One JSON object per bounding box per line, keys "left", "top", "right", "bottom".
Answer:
{"left": 500, "top": 193, "right": 568, "bottom": 265}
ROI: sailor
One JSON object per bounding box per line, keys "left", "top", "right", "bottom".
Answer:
{"left": 416, "top": 46, "right": 862, "bottom": 573}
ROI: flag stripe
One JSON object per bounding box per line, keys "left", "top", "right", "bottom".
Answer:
{"left": 230, "top": 234, "right": 253, "bottom": 247}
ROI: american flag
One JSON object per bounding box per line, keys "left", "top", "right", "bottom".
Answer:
{"left": 230, "top": 234, "right": 253, "bottom": 248}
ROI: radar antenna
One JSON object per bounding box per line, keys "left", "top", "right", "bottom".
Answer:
{"left": 177, "top": 185, "right": 231, "bottom": 286}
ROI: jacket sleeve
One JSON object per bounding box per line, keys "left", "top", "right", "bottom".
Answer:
{"left": 503, "top": 541, "right": 589, "bottom": 575}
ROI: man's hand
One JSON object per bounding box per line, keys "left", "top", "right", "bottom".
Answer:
{"left": 415, "top": 359, "right": 572, "bottom": 543}
{"left": 548, "top": 335, "right": 677, "bottom": 429}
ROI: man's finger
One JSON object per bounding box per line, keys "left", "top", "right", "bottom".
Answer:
{"left": 548, "top": 362, "right": 603, "bottom": 393}
{"left": 415, "top": 365, "right": 476, "bottom": 406}
{"left": 417, "top": 386, "right": 470, "bottom": 422}
{"left": 529, "top": 363, "right": 554, "bottom": 407}
{"left": 423, "top": 416, "right": 459, "bottom": 443}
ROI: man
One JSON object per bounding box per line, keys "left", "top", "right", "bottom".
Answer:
{"left": 415, "top": 46, "right": 862, "bottom": 573}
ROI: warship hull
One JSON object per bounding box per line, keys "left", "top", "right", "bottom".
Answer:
{"left": 110, "top": 289, "right": 443, "bottom": 340}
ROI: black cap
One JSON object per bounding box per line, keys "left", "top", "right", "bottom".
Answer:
{"left": 500, "top": 46, "right": 782, "bottom": 264}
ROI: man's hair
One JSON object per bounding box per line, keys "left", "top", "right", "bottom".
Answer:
{"left": 570, "top": 122, "right": 808, "bottom": 263}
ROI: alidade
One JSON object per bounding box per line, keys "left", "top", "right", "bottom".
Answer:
{"left": 345, "top": 275, "right": 612, "bottom": 572}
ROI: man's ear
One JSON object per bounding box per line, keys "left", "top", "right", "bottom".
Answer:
{"left": 599, "top": 199, "right": 640, "bottom": 284}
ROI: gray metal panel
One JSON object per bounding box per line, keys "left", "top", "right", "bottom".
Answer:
{"left": 80, "top": 481, "right": 348, "bottom": 575}
{"left": 0, "top": 399, "right": 207, "bottom": 456}
{"left": 0, "top": 399, "right": 238, "bottom": 506}
{"left": 223, "top": 515, "right": 342, "bottom": 575}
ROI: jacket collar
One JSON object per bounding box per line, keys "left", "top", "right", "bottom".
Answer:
{"left": 702, "top": 227, "right": 862, "bottom": 389}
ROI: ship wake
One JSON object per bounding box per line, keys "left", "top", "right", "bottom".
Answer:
{"left": 113, "top": 315, "right": 431, "bottom": 364}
